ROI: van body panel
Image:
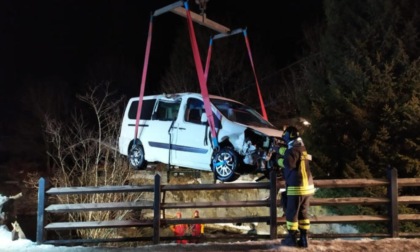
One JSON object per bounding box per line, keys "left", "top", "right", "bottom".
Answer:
{"left": 118, "top": 92, "right": 284, "bottom": 180}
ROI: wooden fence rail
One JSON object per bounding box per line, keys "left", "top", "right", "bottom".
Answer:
{"left": 36, "top": 168, "right": 420, "bottom": 245}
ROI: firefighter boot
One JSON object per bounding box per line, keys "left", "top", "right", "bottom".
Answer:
{"left": 297, "top": 229, "right": 308, "bottom": 248}
{"left": 280, "top": 230, "right": 297, "bottom": 247}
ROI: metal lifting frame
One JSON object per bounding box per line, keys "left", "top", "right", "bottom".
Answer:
{"left": 134, "top": 0, "right": 230, "bottom": 142}
{"left": 153, "top": 0, "right": 230, "bottom": 33}
{"left": 133, "top": 1, "right": 232, "bottom": 183}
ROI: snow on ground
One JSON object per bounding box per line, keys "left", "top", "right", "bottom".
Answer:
{"left": 1, "top": 224, "right": 420, "bottom": 252}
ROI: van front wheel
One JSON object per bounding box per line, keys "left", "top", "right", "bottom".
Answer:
{"left": 128, "top": 142, "right": 147, "bottom": 170}
{"left": 212, "top": 147, "right": 238, "bottom": 182}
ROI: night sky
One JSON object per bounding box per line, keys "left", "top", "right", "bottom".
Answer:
{"left": 0, "top": 0, "right": 324, "bottom": 187}
{"left": 0, "top": 0, "right": 323, "bottom": 147}
{"left": 0, "top": 0, "right": 323, "bottom": 94}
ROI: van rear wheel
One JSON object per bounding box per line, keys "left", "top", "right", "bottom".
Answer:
{"left": 212, "top": 147, "right": 238, "bottom": 182}
{"left": 128, "top": 142, "right": 147, "bottom": 170}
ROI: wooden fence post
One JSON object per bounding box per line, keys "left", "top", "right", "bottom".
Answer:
{"left": 36, "top": 177, "right": 46, "bottom": 244}
{"left": 153, "top": 174, "right": 162, "bottom": 244}
{"left": 387, "top": 166, "right": 399, "bottom": 237}
{"left": 269, "top": 170, "right": 278, "bottom": 239}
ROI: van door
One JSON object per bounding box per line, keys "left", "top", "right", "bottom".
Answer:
{"left": 173, "top": 98, "right": 213, "bottom": 171}
{"left": 119, "top": 98, "right": 156, "bottom": 157}
{"left": 145, "top": 98, "right": 181, "bottom": 163}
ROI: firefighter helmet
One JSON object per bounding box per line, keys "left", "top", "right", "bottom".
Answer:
{"left": 282, "top": 126, "right": 299, "bottom": 142}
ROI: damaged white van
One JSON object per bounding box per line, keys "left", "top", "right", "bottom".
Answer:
{"left": 118, "top": 92, "right": 284, "bottom": 182}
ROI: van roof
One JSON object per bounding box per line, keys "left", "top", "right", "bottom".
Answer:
{"left": 129, "top": 92, "right": 243, "bottom": 104}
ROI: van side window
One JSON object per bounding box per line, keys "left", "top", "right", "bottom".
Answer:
{"left": 128, "top": 99, "right": 156, "bottom": 120}
{"left": 185, "top": 98, "right": 204, "bottom": 124}
{"left": 185, "top": 98, "right": 221, "bottom": 128}
{"left": 153, "top": 100, "right": 180, "bottom": 121}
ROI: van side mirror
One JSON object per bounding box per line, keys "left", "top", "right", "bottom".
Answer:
{"left": 200, "top": 113, "right": 208, "bottom": 124}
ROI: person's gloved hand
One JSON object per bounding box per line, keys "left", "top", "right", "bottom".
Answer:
{"left": 277, "top": 158, "right": 284, "bottom": 168}
{"left": 277, "top": 146, "right": 287, "bottom": 168}
{"left": 279, "top": 146, "right": 287, "bottom": 155}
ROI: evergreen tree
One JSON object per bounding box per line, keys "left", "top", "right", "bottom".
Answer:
{"left": 300, "top": 0, "right": 420, "bottom": 182}
{"left": 296, "top": 0, "right": 420, "bottom": 233}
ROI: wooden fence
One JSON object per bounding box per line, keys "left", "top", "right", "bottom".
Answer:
{"left": 36, "top": 168, "right": 420, "bottom": 245}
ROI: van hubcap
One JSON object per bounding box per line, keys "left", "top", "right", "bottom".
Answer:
{"left": 214, "top": 151, "right": 234, "bottom": 177}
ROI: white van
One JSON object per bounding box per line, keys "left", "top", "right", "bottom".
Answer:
{"left": 118, "top": 92, "right": 284, "bottom": 182}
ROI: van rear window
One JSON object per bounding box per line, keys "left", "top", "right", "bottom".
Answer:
{"left": 128, "top": 99, "right": 156, "bottom": 120}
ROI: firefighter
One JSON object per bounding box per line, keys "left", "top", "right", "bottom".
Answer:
{"left": 170, "top": 212, "right": 188, "bottom": 244}
{"left": 278, "top": 126, "right": 315, "bottom": 248}
{"left": 190, "top": 210, "right": 204, "bottom": 243}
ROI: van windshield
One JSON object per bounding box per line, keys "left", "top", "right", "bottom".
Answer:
{"left": 211, "top": 98, "right": 276, "bottom": 129}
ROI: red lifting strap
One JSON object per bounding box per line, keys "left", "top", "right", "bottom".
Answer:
{"left": 243, "top": 29, "right": 268, "bottom": 120}
{"left": 204, "top": 38, "right": 213, "bottom": 81}
{"left": 212, "top": 28, "right": 268, "bottom": 121}
{"left": 184, "top": 1, "right": 218, "bottom": 148}
{"left": 134, "top": 15, "right": 154, "bottom": 139}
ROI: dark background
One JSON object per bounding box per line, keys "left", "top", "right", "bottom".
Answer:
{"left": 0, "top": 0, "right": 323, "bottom": 175}
{"left": 0, "top": 0, "right": 323, "bottom": 95}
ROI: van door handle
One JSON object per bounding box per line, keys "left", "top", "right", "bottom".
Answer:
{"left": 128, "top": 124, "right": 148, "bottom": 127}
{"left": 179, "top": 127, "right": 186, "bottom": 130}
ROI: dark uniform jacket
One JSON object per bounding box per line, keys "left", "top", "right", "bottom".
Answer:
{"left": 283, "top": 138, "right": 315, "bottom": 196}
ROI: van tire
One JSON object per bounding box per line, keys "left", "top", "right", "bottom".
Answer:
{"left": 212, "top": 147, "right": 238, "bottom": 182}
{"left": 128, "top": 142, "right": 147, "bottom": 170}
